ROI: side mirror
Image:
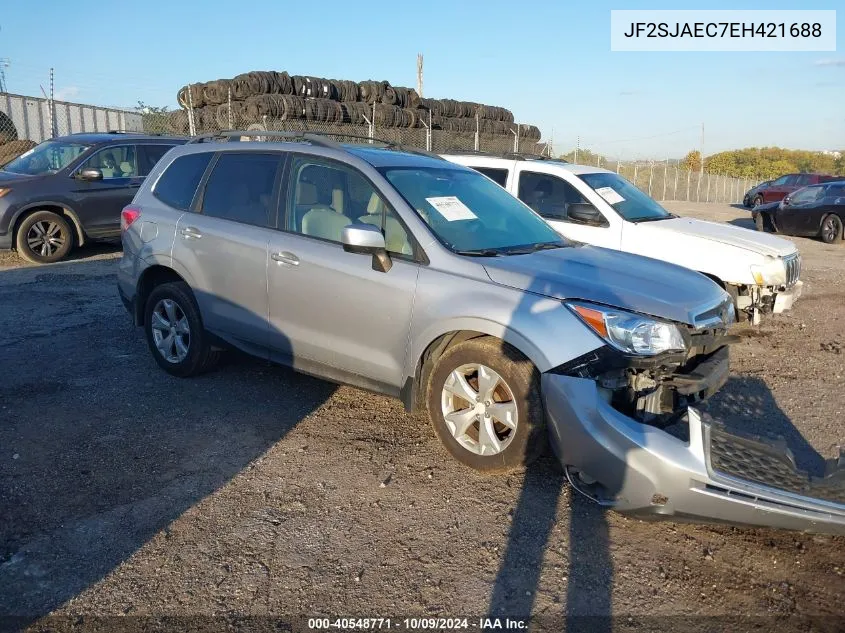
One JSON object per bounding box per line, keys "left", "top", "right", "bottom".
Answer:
{"left": 567, "top": 202, "right": 605, "bottom": 226}
{"left": 77, "top": 167, "right": 103, "bottom": 182}
{"left": 341, "top": 223, "right": 392, "bottom": 272}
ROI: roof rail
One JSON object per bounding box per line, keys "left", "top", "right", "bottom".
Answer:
{"left": 184, "top": 129, "right": 446, "bottom": 161}
{"left": 186, "top": 129, "right": 342, "bottom": 149}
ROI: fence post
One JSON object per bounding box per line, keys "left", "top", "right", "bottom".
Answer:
{"left": 722, "top": 173, "right": 727, "bottom": 202}
{"left": 686, "top": 169, "right": 691, "bottom": 201}
{"left": 706, "top": 172, "right": 711, "bottom": 203}
{"left": 227, "top": 86, "right": 233, "bottom": 129}
{"left": 648, "top": 161, "right": 654, "bottom": 197}
{"left": 428, "top": 110, "right": 432, "bottom": 151}
{"left": 186, "top": 83, "right": 196, "bottom": 136}
{"left": 48, "top": 67, "right": 56, "bottom": 138}
{"left": 474, "top": 112, "right": 479, "bottom": 151}
{"left": 673, "top": 166, "right": 678, "bottom": 200}
{"left": 662, "top": 158, "right": 668, "bottom": 201}
{"left": 696, "top": 167, "right": 703, "bottom": 202}
{"left": 633, "top": 162, "right": 639, "bottom": 189}
{"left": 616, "top": 160, "right": 620, "bottom": 174}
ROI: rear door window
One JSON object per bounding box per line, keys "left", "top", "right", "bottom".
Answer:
{"left": 153, "top": 152, "right": 213, "bottom": 210}
{"left": 472, "top": 167, "right": 509, "bottom": 187}
{"left": 200, "top": 152, "right": 281, "bottom": 228}
{"left": 138, "top": 144, "right": 178, "bottom": 176}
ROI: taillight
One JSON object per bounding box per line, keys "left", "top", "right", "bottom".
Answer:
{"left": 121, "top": 206, "right": 141, "bottom": 232}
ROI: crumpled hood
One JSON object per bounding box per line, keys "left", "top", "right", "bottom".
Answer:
{"left": 482, "top": 244, "right": 731, "bottom": 326}
{"left": 644, "top": 217, "right": 796, "bottom": 258}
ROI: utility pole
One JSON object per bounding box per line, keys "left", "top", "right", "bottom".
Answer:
{"left": 416, "top": 53, "right": 423, "bottom": 98}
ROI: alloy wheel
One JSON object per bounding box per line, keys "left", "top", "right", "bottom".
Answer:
{"left": 150, "top": 298, "right": 191, "bottom": 363}
{"left": 822, "top": 217, "right": 838, "bottom": 242}
{"left": 440, "top": 363, "right": 518, "bottom": 456}
{"left": 26, "top": 220, "right": 66, "bottom": 258}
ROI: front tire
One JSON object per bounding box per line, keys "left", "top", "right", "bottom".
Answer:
{"left": 755, "top": 212, "right": 766, "bottom": 232}
{"left": 15, "top": 210, "right": 73, "bottom": 264}
{"left": 426, "top": 337, "right": 546, "bottom": 473}
{"left": 144, "top": 281, "right": 220, "bottom": 377}
{"left": 820, "top": 214, "right": 842, "bottom": 244}
{"left": 752, "top": 195, "right": 763, "bottom": 208}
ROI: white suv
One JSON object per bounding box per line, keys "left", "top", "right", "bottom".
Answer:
{"left": 444, "top": 154, "right": 802, "bottom": 324}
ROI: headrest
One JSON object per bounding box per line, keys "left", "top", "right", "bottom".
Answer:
{"left": 367, "top": 192, "right": 385, "bottom": 215}
{"left": 120, "top": 161, "right": 132, "bottom": 174}
{"left": 332, "top": 188, "right": 344, "bottom": 213}
{"left": 297, "top": 181, "right": 318, "bottom": 205}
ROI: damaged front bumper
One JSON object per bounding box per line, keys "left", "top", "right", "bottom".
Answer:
{"left": 543, "top": 373, "right": 845, "bottom": 534}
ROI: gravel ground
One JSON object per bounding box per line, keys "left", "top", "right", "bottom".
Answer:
{"left": 0, "top": 203, "right": 843, "bottom": 631}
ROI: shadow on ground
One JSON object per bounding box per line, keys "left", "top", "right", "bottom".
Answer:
{"left": 0, "top": 259, "right": 335, "bottom": 625}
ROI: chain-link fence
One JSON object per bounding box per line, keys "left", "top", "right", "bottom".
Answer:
{"left": 589, "top": 158, "right": 762, "bottom": 205}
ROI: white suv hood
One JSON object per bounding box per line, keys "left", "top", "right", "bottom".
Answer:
{"left": 646, "top": 217, "right": 796, "bottom": 257}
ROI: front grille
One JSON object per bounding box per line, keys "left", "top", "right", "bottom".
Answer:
{"left": 783, "top": 253, "right": 800, "bottom": 287}
{"left": 708, "top": 426, "right": 845, "bottom": 504}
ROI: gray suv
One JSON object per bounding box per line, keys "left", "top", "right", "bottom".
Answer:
{"left": 118, "top": 132, "right": 845, "bottom": 534}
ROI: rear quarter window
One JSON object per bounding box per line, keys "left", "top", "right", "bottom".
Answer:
{"left": 152, "top": 152, "right": 213, "bottom": 210}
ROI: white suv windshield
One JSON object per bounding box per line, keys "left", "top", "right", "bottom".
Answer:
{"left": 3, "top": 141, "right": 90, "bottom": 175}
{"left": 579, "top": 172, "right": 673, "bottom": 222}
{"left": 381, "top": 165, "right": 565, "bottom": 255}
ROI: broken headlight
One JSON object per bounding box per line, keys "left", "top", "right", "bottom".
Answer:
{"left": 566, "top": 302, "right": 686, "bottom": 356}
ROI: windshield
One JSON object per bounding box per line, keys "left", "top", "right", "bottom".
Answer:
{"left": 380, "top": 165, "right": 565, "bottom": 254}
{"left": 3, "top": 141, "right": 90, "bottom": 175}
{"left": 579, "top": 172, "right": 672, "bottom": 222}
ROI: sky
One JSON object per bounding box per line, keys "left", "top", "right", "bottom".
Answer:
{"left": 0, "top": 0, "right": 842, "bottom": 159}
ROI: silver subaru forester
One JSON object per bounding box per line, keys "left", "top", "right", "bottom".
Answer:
{"left": 117, "top": 131, "right": 845, "bottom": 534}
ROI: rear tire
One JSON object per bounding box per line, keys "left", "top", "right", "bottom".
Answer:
{"left": 426, "top": 337, "right": 546, "bottom": 473}
{"left": 819, "top": 214, "right": 842, "bottom": 244}
{"left": 15, "top": 210, "right": 73, "bottom": 264}
{"left": 144, "top": 281, "right": 220, "bottom": 377}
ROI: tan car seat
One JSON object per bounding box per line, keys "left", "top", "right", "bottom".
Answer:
{"left": 119, "top": 161, "right": 135, "bottom": 177}
{"left": 301, "top": 186, "right": 349, "bottom": 242}
{"left": 357, "top": 193, "right": 412, "bottom": 255}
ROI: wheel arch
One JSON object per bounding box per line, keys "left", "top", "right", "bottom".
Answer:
{"left": 401, "top": 322, "right": 549, "bottom": 413}
{"left": 133, "top": 265, "right": 187, "bottom": 326}
{"left": 12, "top": 202, "right": 85, "bottom": 248}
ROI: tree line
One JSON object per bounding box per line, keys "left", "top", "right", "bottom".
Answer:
{"left": 680, "top": 147, "right": 844, "bottom": 179}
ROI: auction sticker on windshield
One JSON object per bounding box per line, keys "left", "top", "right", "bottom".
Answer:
{"left": 426, "top": 196, "right": 478, "bottom": 221}
{"left": 595, "top": 186, "right": 625, "bottom": 205}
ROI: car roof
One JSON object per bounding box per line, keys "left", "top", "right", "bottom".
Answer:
{"left": 344, "top": 145, "right": 455, "bottom": 169}
{"left": 52, "top": 132, "right": 187, "bottom": 145}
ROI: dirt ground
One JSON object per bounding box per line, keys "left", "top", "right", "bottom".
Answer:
{"left": 0, "top": 202, "right": 843, "bottom": 632}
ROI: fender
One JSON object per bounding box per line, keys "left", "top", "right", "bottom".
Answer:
{"left": 403, "top": 266, "right": 605, "bottom": 385}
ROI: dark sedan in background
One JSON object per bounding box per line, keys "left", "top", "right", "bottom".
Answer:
{"left": 754, "top": 182, "right": 845, "bottom": 243}
{"left": 743, "top": 173, "right": 844, "bottom": 208}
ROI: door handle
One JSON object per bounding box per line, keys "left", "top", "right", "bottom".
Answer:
{"left": 180, "top": 227, "right": 202, "bottom": 239}
{"left": 271, "top": 251, "right": 299, "bottom": 266}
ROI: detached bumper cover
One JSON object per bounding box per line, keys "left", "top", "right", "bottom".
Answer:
{"left": 543, "top": 373, "right": 845, "bottom": 534}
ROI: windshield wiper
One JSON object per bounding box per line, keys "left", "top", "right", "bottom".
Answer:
{"left": 628, "top": 214, "right": 675, "bottom": 223}
{"left": 453, "top": 248, "right": 503, "bottom": 257}
{"left": 501, "top": 241, "right": 566, "bottom": 255}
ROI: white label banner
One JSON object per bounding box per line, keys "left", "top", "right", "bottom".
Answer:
{"left": 610, "top": 10, "right": 836, "bottom": 52}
